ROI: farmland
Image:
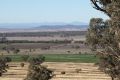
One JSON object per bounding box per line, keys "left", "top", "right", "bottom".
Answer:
{"left": 1, "top": 0, "right": 119, "bottom": 79}
{"left": 1, "top": 54, "right": 99, "bottom": 63}
{"left": 0, "top": 31, "right": 86, "bottom": 41}
{"left": 7, "top": 35, "right": 85, "bottom": 41}
{"left": 0, "top": 62, "right": 111, "bottom": 80}
{"left": 0, "top": 31, "right": 110, "bottom": 80}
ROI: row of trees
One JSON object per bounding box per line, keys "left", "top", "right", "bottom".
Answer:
{"left": 87, "top": 0, "right": 120, "bottom": 80}
{"left": 0, "top": 31, "right": 86, "bottom": 37}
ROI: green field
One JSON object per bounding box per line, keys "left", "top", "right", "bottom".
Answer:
{"left": 3, "top": 54, "right": 99, "bottom": 63}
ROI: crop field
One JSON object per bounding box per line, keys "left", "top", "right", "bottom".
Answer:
{"left": 1, "top": 54, "right": 98, "bottom": 63}
{"left": 0, "top": 62, "right": 111, "bottom": 80}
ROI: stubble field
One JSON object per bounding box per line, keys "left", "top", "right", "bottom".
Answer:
{"left": 0, "top": 62, "right": 111, "bottom": 80}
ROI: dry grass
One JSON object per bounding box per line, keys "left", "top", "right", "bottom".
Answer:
{"left": 0, "top": 62, "right": 111, "bottom": 80}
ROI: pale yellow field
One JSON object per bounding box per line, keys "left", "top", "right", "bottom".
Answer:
{"left": 0, "top": 62, "right": 111, "bottom": 80}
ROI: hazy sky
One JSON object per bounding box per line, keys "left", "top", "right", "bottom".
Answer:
{"left": 0, "top": 0, "right": 109, "bottom": 24}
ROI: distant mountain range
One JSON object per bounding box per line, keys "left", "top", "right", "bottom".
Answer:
{"left": 0, "top": 22, "right": 88, "bottom": 33}
{"left": 34, "top": 24, "right": 88, "bottom": 31}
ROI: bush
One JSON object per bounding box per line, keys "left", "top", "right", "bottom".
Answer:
{"left": 78, "top": 52, "right": 81, "bottom": 55}
{"left": 4, "top": 57, "right": 12, "bottom": 62}
{"left": 27, "top": 55, "right": 45, "bottom": 65}
{"left": 0, "top": 56, "right": 11, "bottom": 76}
{"left": 61, "top": 71, "right": 66, "bottom": 74}
{"left": 20, "top": 63, "right": 25, "bottom": 67}
{"left": 13, "top": 49, "right": 20, "bottom": 54}
{"left": 21, "top": 55, "right": 29, "bottom": 62}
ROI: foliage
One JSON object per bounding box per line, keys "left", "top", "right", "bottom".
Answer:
{"left": 3, "top": 54, "right": 98, "bottom": 63}
{"left": 21, "top": 55, "right": 29, "bottom": 62}
{"left": 25, "top": 65, "right": 53, "bottom": 80}
{"left": 0, "top": 56, "right": 11, "bottom": 76}
{"left": 88, "top": 0, "right": 120, "bottom": 80}
{"left": 20, "top": 63, "right": 25, "bottom": 67}
{"left": 13, "top": 49, "right": 20, "bottom": 54}
{"left": 25, "top": 55, "right": 53, "bottom": 80}
{"left": 27, "top": 55, "right": 45, "bottom": 65}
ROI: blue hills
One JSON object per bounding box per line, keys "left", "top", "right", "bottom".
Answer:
{"left": 0, "top": 22, "right": 88, "bottom": 32}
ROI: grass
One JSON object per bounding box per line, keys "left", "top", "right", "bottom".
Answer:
{"left": 43, "top": 54, "right": 99, "bottom": 63}
{"left": 2, "top": 54, "right": 99, "bottom": 63}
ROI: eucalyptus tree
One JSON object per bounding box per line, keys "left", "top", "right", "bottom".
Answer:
{"left": 86, "top": 0, "right": 120, "bottom": 80}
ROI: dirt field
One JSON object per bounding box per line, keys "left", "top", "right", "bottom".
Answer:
{"left": 0, "top": 42, "right": 93, "bottom": 55}
{"left": 0, "top": 62, "right": 111, "bottom": 80}
{"left": 7, "top": 36, "right": 85, "bottom": 41}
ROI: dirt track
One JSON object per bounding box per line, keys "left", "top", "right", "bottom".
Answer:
{"left": 0, "top": 62, "right": 111, "bottom": 80}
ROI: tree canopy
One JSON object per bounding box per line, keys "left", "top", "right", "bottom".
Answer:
{"left": 87, "top": 0, "right": 120, "bottom": 80}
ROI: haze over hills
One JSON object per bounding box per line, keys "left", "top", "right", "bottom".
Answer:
{"left": 0, "top": 22, "right": 88, "bottom": 33}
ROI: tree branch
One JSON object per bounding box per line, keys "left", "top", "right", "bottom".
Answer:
{"left": 91, "top": 0, "right": 111, "bottom": 17}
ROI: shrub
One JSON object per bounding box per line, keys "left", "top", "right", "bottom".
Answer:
{"left": 61, "top": 71, "right": 66, "bottom": 74}
{"left": 78, "top": 52, "right": 81, "bottom": 55}
{"left": 20, "top": 63, "right": 25, "bottom": 67}
{"left": 0, "top": 56, "right": 11, "bottom": 76}
{"left": 21, "top": 55, "right": 29, "bottom": 62}
{"left": 13, "top": 49, "right": 20, "bottom": 54}
{"left": 4, "top": 57, "right": 12, "bottom": 62}
{"left": 27, "top": 55, "right": 45, "bottom": 65}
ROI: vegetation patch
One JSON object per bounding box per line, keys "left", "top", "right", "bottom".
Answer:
{"left": 2, "top": 54, "right": 99, "bottom": 63}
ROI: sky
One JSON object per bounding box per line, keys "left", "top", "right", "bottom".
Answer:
{"left": 0, "top": 0, "right": 109, "bottom": 25}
